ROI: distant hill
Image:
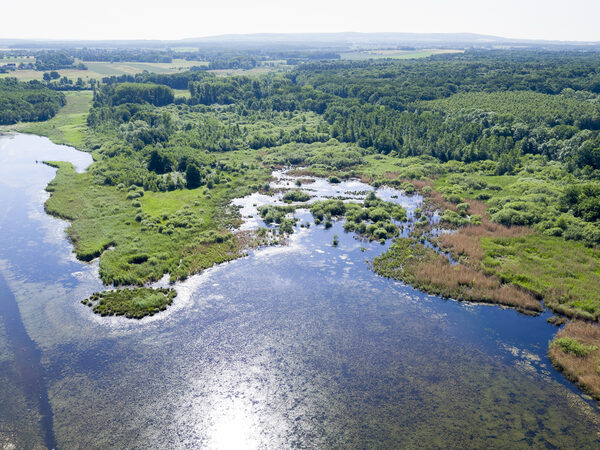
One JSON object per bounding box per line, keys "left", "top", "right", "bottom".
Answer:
{"left": 0, "top": 32, "right": 599, "bottom": 50}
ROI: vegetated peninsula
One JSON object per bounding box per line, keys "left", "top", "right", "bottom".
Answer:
{"left": 3, "top": 43, "right": 600, "bottom": 394}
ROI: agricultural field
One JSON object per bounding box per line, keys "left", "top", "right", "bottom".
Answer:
{"left": 0, "top": 58, "right": 206, "bottom": 82}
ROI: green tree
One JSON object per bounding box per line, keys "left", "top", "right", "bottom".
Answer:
{"left": 186, "top": 164, "right": 201, "bottom": 189}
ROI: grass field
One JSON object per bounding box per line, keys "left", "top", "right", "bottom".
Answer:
{"left": 0, "top": 58, "right": 290, "bottom": 81}
{"left": 172, "top": 88, "right": 191, "bottom": 99}
{"left": 0, "top": 59, "right": 207, "bottom": 82}
{"left": 3, "top": 91, "right": 93, "bottom": 148}
{"left": 208, "top": 65, "right": 292, "bottom": 77}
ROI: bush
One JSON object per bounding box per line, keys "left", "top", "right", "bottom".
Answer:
{"left": 282, "top": 190, "right": 311, "bottom": 203}
{"left": 553, "top": 337, "right": 597, "bottom": 357}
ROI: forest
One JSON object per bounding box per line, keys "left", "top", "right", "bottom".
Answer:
{"left": 0, "top": 78, "right": 66, "bottom": 124}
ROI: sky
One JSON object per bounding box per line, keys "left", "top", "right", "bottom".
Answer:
{"left": 2, "top": 0, "right": 600, "bottom": 42}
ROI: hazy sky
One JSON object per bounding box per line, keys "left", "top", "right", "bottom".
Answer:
{"left": 3, "top": 0, "right": 599, "bottom": 41}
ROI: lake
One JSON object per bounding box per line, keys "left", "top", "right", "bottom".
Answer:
{"left": 1, "top": 133, "right": 599, "bottom": 448}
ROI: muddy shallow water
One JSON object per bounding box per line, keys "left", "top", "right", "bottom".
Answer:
{"left": 1, "top": 133, "right": 600, "bottom": 448}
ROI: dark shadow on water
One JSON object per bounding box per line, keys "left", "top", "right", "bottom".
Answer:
{"left": 0, "top": 272, "right": 57, "bottom": 449}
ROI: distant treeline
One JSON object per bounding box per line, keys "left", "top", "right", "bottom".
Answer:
{"left": 0, "top": 78, "right": 66, "bottom": 124}
{"left": 69, "top": 49, "right": 172, "bottom": 63}
{"left": 100, "top": 71, "right": 209, "bottom": 89}
{"left": 34, "top": 51, "right": 87, "bottom": 71}
{"left": 93, "top": 82, "right": 175, "bottom": 108}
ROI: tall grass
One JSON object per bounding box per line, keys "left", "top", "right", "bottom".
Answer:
{"left": 438, "top": 220, "right": 530, "bottom": 265}
{"left": 549, "top": 321, "right": 600, "bottom": 399}
{"left": 373, "top": 238, "right": 541, "bottom": 313}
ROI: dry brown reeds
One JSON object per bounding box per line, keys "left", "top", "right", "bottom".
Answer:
{"left": 436, "top": 196, "right": 530, "bottom": 266}
{"left": 374, "top": 184, "right": 543, "bottom": 313}
{"left": 408, "top": 179, "right": 435, "bottom": 191}
{"left": 383, "top": 171, "right": 401, "bottom": 180}
{"left": 413, "top": 252, "right": 541, "bottom": 312}
{"left": 438, "top": 222, "right": 530, "bottom": 265}
{"left": 549, "top": 321, "right": 600, "bottom": 399}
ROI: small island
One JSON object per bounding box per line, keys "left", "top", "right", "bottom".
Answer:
{"left": 81, "top": 287, "right": 176, "bottom": 319}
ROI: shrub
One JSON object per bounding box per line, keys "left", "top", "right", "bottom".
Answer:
{"left": 553, "top": 337, "right": 597, "bottom": 357}
{"left": 282, "top": 190, "right": 311, "bottom": 203}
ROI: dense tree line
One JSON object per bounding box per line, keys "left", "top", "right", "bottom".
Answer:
{"left": 34, "top": 51, "right": 86, "bottom": 71}
{"left": 93, "top": 82, "right": 174, "bottom": 107}
{"left": 206, "top": 55, "right": 259, "bottom": 70}
{"left": 0, "top": 78, "right": 66, "bottom": 124}
{"left": 69, "top": 49, "right": 172, "bottom": 63}
{"left": 101, "top": 70, "right": 209, "bottom": 89}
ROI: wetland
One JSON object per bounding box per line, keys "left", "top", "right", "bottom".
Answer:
{"left": 1, "top": 133, "right": 600, "bottom": 447}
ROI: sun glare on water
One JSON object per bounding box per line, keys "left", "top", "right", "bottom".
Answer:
{"left": 207, "top": 398, "right": 260, "bottom": 450}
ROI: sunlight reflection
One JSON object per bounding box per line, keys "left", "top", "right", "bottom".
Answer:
{"left": 207, "top": 398, "right": 259, "bottom": 450}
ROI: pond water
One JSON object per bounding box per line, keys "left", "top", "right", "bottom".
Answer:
{"left": 1, "top": 133, "right": 600, "bottom": 448}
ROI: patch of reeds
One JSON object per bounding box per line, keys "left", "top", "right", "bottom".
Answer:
{"left": 373, "top": 238, "right": 541, "bottom": 313}
{"left": 438, "top": 221, "right": 530, "bottom": 265}
{"left": 548, "top": 321, "right": 600, "bottom": 399}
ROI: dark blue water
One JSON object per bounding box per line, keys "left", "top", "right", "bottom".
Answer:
{"left": 1, "top": 133, "right": 600, "bottom": 448}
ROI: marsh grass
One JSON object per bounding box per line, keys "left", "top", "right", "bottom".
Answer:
{"left": 480, "top": 235, "right": 600, "bottom": 320}
{"left": 438, "top": 218, "right": 530, "bottom": 265}
{"left": 282, "top": 190, "right": 311, "bottom": 203}
{"left": 373, "top": 238, "right": 541, "bottom": 313}
{"left": 549, "top": 321, "right": 600, "bottom": 399}
{"left": 435, "top": 195, "right": 600, "bottom": 319}
{"left": 44, "top": 155, "right": 271, "bottom": 286}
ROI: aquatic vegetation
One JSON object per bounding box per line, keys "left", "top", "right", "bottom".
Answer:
{"left": 8, "top": 48, "right": 600, "bottom": 438}
{"left": 257, "top": 205, "right": 298, "bottom": 234}
{"left": 81, "top": 287, "right": 176, "bottom": 319}
{"left": 549, "top": 321, "right": 600, "bottom": 399}
{"left": 310, "top": 193, "right": 407, "bottom": 241}
{"left": 547, "top": 316, "right": 568, "bottom": 326}
{"left": 44, "top": 148, "right": 271, "bottom": 285}
{"left": 409, "top": 179, "right": 600, "bottom": 321}
{"left": 257, "top": 205, "right": 295, "bottom": 223}
{"left": 282, "top": 190, "right": 311, "bottom": 203}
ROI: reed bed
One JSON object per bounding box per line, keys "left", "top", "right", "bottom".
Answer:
{"left": 549, "top": 321, "right": 600, "bottom": 399}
